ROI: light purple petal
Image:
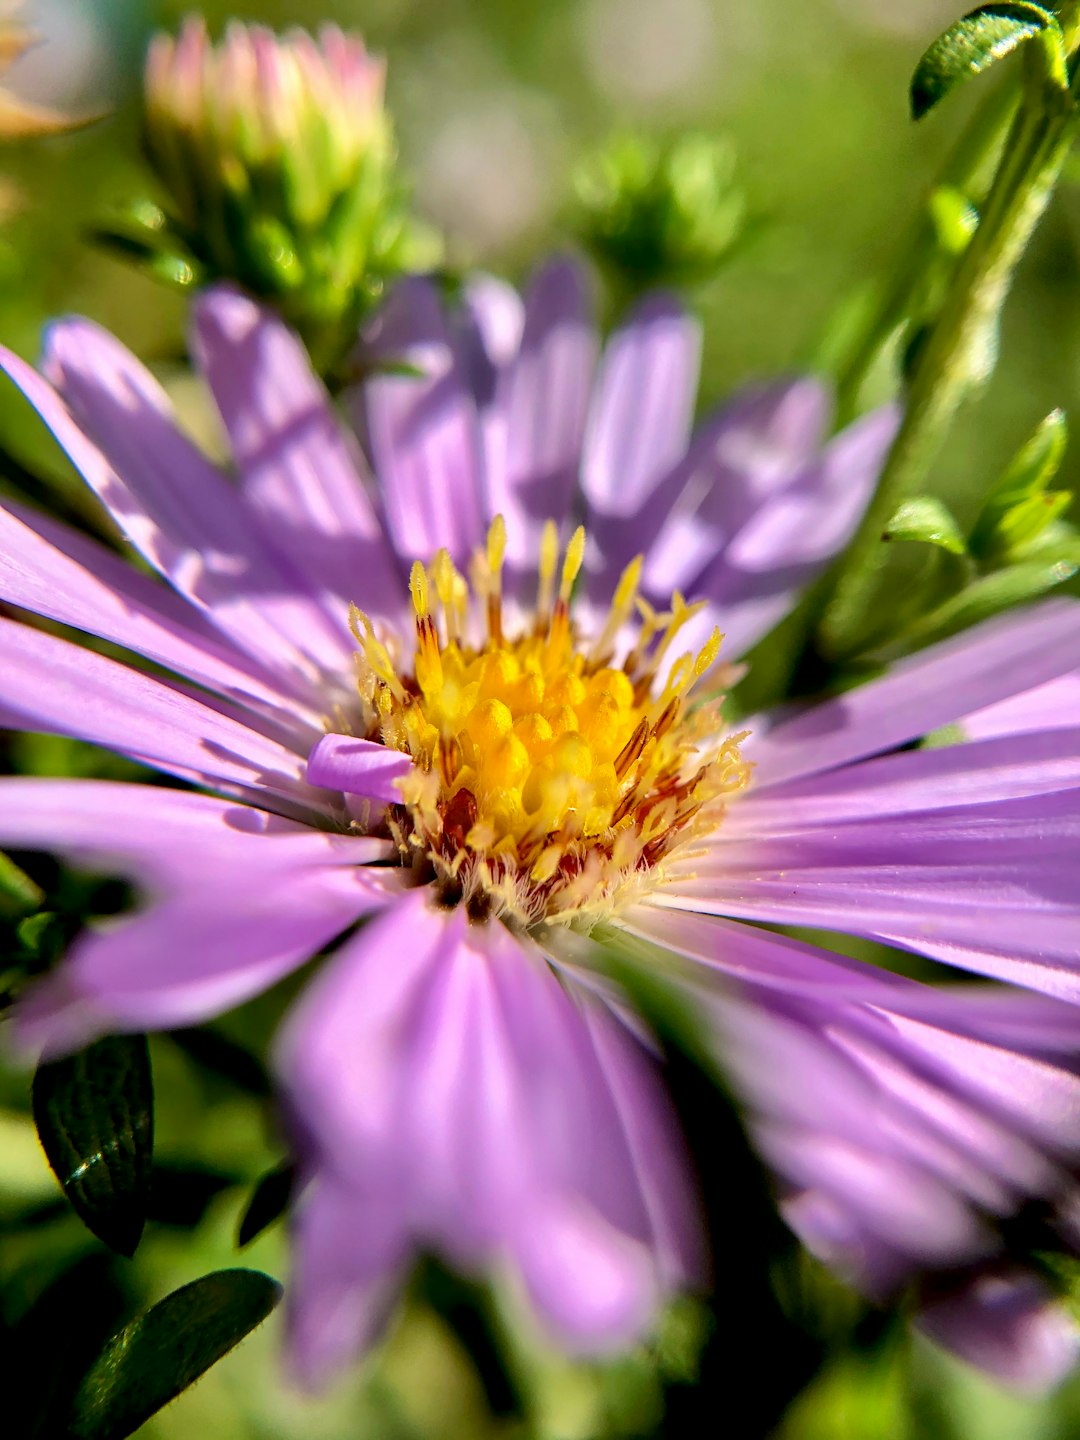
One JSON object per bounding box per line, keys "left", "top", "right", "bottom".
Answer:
{"left": 636, "top": 378, "right": 834, "bottom": 596}
{"left": 488, "top": 258, "right": 597, "bottom": 577}
{"left": 581, "top": 293, "right": 701, "bottom": 519}
{"left": 456, "top": 272, "right": 525, "bottom": 404}
{"left": 287, "top": 1175, "right": 411, "bottom": 1389}
{"left": 0, "top": 778, "right": 390, "bottom": 1054}
{"left": 746, "top": 598, "right": 1080, "bottom": 788}
{"left": 0, "top": 499, "right": 318, "bottom": 741}
{"left": 306, "top": 733, "right": 414, "bottom": 802}
{"left": 276, "top": 894, "right": 688, "bottom": 1367}
{"left": 0, "top": 328, "right": 349, "bottom": 689}
{"left": 963, "top": 671, "right": 1080, "bottom": 741}
{"left": 0, "top": 619, "right": 326, "bottom": 817}
{"left": 192, "top": 287, "right": 404, "bottom": 616}
{"left": 662, "top": 781, "right": 1080, "bottom": 999}
{"left": 361, "top": 277, "right": 487, "bottom": 567}
{"left": 620, "top": 909, "right": 1080, "bottom": 1303}
{"left": 916, "top": 1271, "right": 1079, "bottom": 1391}
{"left": 682, "top": 403, "right": 900, "bottom": 659}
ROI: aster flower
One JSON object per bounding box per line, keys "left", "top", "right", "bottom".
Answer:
{"left": 0, "top": 261, "right": 1077, "bottom": 1390}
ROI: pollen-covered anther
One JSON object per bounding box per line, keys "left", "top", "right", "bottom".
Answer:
{"left": 354, "top": 516, "right": 751, "bottom": 923}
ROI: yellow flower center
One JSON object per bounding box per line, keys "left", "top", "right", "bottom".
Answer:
{"left": 349, "top": 518, "right": 751, "bottom": 925}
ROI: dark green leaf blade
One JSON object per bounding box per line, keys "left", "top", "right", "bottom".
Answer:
{"left": 237, "top": 1161, "right": 294, "bottom": 1248}
{"left": 32, "top": 1034, "right": 153, "bottom": 1257}
{"left": 911, "top": 4, "right": 1057, "bottom": 120}
{"left": 65, "top": 1269, "right": 282, "bottom": 1440}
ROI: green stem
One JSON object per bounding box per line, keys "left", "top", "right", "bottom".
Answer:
{"left": 834, "top": 78, "right": 1019, "bottom": 426}
{"left": 816, "top": 56, "right": 1080, "bottom": 663}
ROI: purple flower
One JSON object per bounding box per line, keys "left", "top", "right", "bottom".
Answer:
{"left": 0, "top": 261, "right": 1077, "bottom": 1390}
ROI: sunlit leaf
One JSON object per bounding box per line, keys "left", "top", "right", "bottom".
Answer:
{"left": 911, "top": 4, "right": 1065, "bottom": 121}
{"left": 883, "top": 496, "right": 968, "bottom": 554}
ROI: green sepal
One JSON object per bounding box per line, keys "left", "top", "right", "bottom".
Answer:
{"left": 893, "top": 543, "right": 1080, "bottom": 650}
{"left": 911, "top": 4, "right": 1066, "bottom": 122}
{"left": 0, "top": 849, "right": 44, "bottom": 920}
{"left": 883, "top": 495, "right": 968, "bottom": 554}
{"left": 969, "top": 406, "right": 1069, "bottom": 557}
{"left": 62, "top": 1269, "right": 282, "bottom": 1440}
{"left": 32, "top": 1034, "right": 154, "bottom": 1257}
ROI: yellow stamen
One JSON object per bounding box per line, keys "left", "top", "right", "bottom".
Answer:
{"left": 348, "top": 517, "right": 750, "bottom": 926}
{"left": 537, "top": 519, "right": 559, "bottom": 621}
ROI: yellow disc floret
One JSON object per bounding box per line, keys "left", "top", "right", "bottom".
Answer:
{"left": 349, "top": 519, "right": 751, "bottom": 925}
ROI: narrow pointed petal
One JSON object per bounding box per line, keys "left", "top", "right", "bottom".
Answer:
{"left": 0, "top": 499, "right": 317, "bottom": 738}
{"left": 916, "top": 1271, "right": 1079, "bottom": 1391}
{"left": 1, "top": 327, "right": 347, "bottom": 688}
{"left": 306, "top": 733, "right": 414, "bottom": 802}
{"left": 192, "top": 288, "right": 405, "bottom": 615}
{"left": 0, "top": 779, "right": 390, "bottom": 1054}
{"left": 663, "top": 779, "right": 1080, "bottom": 999}
{"left": 0, "top": 619, "right": 325, "bottom": 817}
{"left": 581, "top": 293, "right": 701, "bottom": 519}
{"left": 276, "top": 895, "right": 687, "bottom": 1370}
{"left": 490, "top": 259, "right": 597, "bottom": 575}
{"left": 632, "top": 378, "right": 833, "bottom": 597}
{"left": 962, "top": 671, "right": 1080, "bottom": 740}
{"left": 685, "top": 404, "right": 900, "bottom": 657}
{"left": 622, "top": 909, "right": 1080, "bottom": 1309}
{"left": 746, "top": 599, "right": 1080, "bottom": 788}
{"left": 362, "top": 278, "right": 487, "bottom": 567}
{"left": 287, "top": 1176, "right": 411, "bottom": 1389}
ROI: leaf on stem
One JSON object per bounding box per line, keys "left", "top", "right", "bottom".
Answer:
{"left": 883, "top": 496, "right": 968, "bottom": 553}
{"left": 911, "top": 4, "right": 1066, "bottom": 121}
{"left": 32, "top": 1034, "right": 154, "bottom": 1257}
{"left": 63, "top": 1269, "right": 282, "bottom": 1440}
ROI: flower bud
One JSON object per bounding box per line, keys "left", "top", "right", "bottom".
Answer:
{"left": 135, "top": 16, "right": 436, "bottom": 370}
{"left": 573, "top": 132, "right": 746, "bottom": 300}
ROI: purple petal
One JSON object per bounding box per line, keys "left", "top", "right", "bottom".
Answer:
{"left": 683, "top": 403, "right": 900, "bottom": 659}
{"left": 747, "top": 598, "right": 1080, "bottom": 788}
{"left": 581, "top": 293, "right": 701, "bottom": 519}
{"left": 963, "top": 672, "right": 1080, "bottom": 741}
{"left": 0, "top": 499, "right": 317, "bottom": 741}
{"left": 0, "top": 779, "right": 391, "bottom": 1053}
{"left": 663, "top": 780, "right": 1080, "bottom": 999}
{"left": 0, "top": 619, "right": 325, "bottom": 818}
{"left": 917, "top": 1270, "right": 1079, "bottom": 1391}
{"left": 192, "top": 287, "right": 405, "bottom": 617}
{"left": 286, "top": 1175, "right": 410, "bottom": 1389}
{"left": 638, "top": 378, "right": 834, "bottom": 596}
{"left": 456, "top": 273, "right": 525, "bottom": 405}
{"left": 306, "top": 733, "right": 414, "bottom": 802}
{"left": 361, "top": 278, "right": 487, "bottom": 567}
{"left": 26, "top": 323, "right": 354, "bottom": 683}
{"left": 489, "top": 258, "right": 598, "bottom": 577}
{"left": 621, "top": 908, "right": 1080, "bottom": 1308}
{"left": 276, "top": 895, "right": 690, "bottom": 1369}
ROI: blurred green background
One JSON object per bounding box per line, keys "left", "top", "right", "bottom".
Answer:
{"left": 3, "top": 1, "right": 1080, "bottom": 1436}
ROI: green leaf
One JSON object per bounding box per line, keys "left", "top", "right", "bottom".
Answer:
{"left": 883, "top": 495, "right": 968, "bottom": 554}
{"left": 237, "top": 1161, "right": 294, "bottom": 1247}
{"left": 911, "top": 4, "right": 1064, "bottom": 121}
{"left": 897, "top": 545, "right": 1080, "bottom": 649}
{"left": 0, "top": 849, "right": 44, "bottom": 920}
{"left": 64, "top": 1269, "right": 282, "bottom": 1440}
{"left": 928, "top": 185, "right": 979, "bottom": 256}
{"left": 993, "top": 488, "right": 1074, "bottom": 552}
{"left": 32, "top": 1034, "right": 153, "bottom": 1257}
{"left": 970, "top": 407, "right": 1069, "bottom": 555}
